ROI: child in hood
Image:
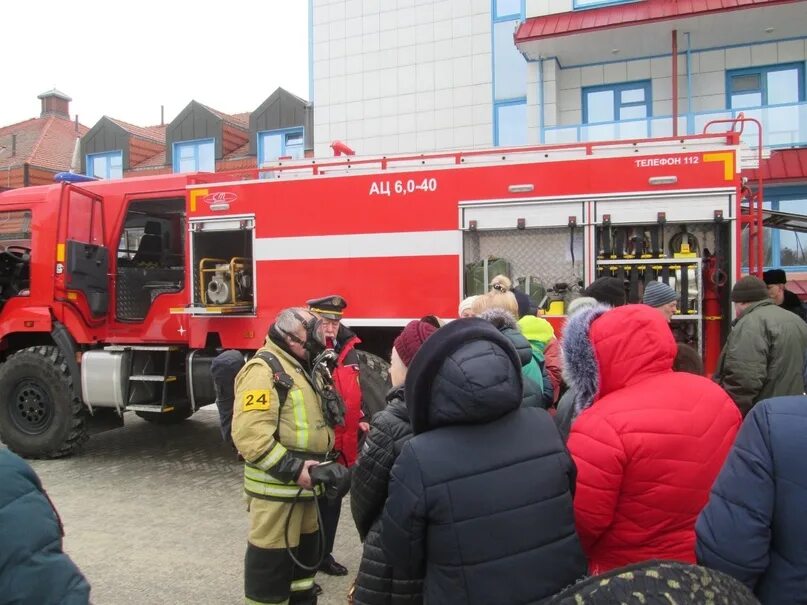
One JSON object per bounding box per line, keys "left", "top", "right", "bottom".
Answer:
{"left": 518, "top": 314, "right": 561, "bottom": 404}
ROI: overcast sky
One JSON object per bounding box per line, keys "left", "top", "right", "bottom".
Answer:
{"left": 4, "top": 1, "right": 310, "bottom": 128}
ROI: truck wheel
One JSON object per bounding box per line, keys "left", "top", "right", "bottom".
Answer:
{"left": 135, "top": 405, "right": 194, "bottom": 424}
{"left": 0, "top": 346, "right": 88, "bottom": 458}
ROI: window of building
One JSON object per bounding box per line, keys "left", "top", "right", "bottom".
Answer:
{"left": 573, "top": 0, "right": 637, "bottom": 9}
{"left": 494, "top": 0, "right": 521, "bottom": 19}
{"left": 258, "top": 128, "right": 305, "bottom": 165}
{"left": 743, "top": 190, "right": 807, "bottom": 270}
{"left": 495, "top": 101, "right": 528, "bottom": 147}
{"left": 583, "top": 81, "right": 652, "bottom": 124}
{"left": 493, "top": 19, "right": 527, "bottom": 102}
{"left": 173, "top": 139, "right": 215, "bottom": 173}
{"left": 492, "top": 0, "right": 525, "bottom": 147}
{"left": 87, "top": 151, "right": 123, "bottom": 179}
{"left": 728, "top": 63, "right": 805, "bottom": 109}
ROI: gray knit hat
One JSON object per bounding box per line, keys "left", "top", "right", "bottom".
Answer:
{"left": 566, "top": 296, "right": 599, "bottom": 317}
{"left": 731, "top": 275, "right": 769, "bottom": 303}
{"left": 643, "top": 281, "right": 677, "bottom": 308}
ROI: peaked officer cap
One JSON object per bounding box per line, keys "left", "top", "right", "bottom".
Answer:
{"left": 307, "top": 295, "right": 347, "bottom": 319}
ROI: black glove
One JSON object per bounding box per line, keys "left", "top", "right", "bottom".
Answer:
{"left": 309, "top": 461, "right": 351, "bottom": 502}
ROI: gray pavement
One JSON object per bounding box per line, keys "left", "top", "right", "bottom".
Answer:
{"left": 27, "top": 408, "right": 360, "bottom": 605}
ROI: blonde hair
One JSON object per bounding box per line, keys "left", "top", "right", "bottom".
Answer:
{"left": 489, "top": 274, "right": 512, "bottom": 294}
{"left": 472, "top": 290, "right": 518, "bottom": 318}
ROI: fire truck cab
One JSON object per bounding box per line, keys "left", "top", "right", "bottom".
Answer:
{"left": 0, "top": 129, "right": 766, "bottom": 458}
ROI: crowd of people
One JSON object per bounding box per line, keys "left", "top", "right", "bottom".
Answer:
{"left": 344, "top": 270, "right": 806, "bottom": 605}
{"left": 3, "top": 267, "right": 807, "bottom": 605}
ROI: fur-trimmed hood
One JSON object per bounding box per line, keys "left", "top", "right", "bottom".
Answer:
{"left": 479, "top": 308, "right": 533, "bottom": 368}
{"left": 562, "top": 304, "right": 677, "bottom": 416}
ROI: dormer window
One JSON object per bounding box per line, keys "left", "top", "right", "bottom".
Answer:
{"left": 87, "top": 151, "right": 123, "bottom": 179}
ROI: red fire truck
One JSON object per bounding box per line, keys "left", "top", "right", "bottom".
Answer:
{"left": 0, "top": 127, "right": 765, "bottom": 458}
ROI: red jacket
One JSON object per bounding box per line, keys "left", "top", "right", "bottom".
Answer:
{"left": 330, "top": 329, "right": 363, "bottom": 467}
{"left": 565, "top": 305, "right": 741, "bottom": 574}
{"left": 543, "top": 337, "right": 562, "bottom": 404}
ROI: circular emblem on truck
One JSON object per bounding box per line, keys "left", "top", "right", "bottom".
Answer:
{"left": 202, "top": 192, "right": 238, "bottom": 205}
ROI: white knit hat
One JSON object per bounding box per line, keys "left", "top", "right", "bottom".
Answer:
{"left": 458, "top": 295, "right": 478, "bottom": 316}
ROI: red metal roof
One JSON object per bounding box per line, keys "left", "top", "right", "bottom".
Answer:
{"left": 516, "top": 0, "right": 800, "bottom": 42}
{"left": 743, "top": 148, "right": 807, "bottom": 183}
{"left": 788, "top": 279, "right": 807, "bottom": 301}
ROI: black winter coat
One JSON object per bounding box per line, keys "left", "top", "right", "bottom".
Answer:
{"left": 697, "top": 396, "right": 807, "bottom": 604}
{"left": 381, "top": 318, "right": 586, "bottom": 605}
{"left": 350, "top": 387, "right": 423, "bottom": 605}
{"left": 782, "top": 289, "right": 807, "bottom": 322}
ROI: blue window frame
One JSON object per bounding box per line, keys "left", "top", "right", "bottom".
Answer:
{"left": 258, "top": 128, "right": 305, "bottom": 165}
{"left": 493, "top": 0, "right": 521, "bottom": 19}
{"left": 573, "top": 0, "right": 637, "bottom": 9}
{"left": 495, "top": 100, "right": 527, "bottom": 147}
{"left": 583, "top": 81, "right": 652, "bottom": 124}
{"left": 742, "top": 188, "right": 807, "bottom": 271}
{"left": 767, "top": 189, "right": 807, "bottom": 270}
{"left": 727, "top": 63, "right": 805, "bottom": 109}
{"left": 87, "top": 151, "right": 122, "bottom": 179}
{"left": 173, "top": 138, "right": 215, "bottom": 173}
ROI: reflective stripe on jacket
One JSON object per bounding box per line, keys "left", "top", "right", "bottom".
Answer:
{"left": 232, "top": 337, "right": 334, "bottom": 500}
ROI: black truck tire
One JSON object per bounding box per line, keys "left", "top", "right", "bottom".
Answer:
{"left": 135, "top": 405, "right": 194, "bottom": 424}
{"left": 0, "top": 346, "right": 88, "bottom": 458}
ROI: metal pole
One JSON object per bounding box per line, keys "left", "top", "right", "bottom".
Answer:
{"left": 538, "top": 58, "right": 545, "bottom": 143}
{"left": 672, "top": 30, "right": 679, "bottom": 137}
{"left": 685, "top": 32, "right": 693, "bottom": 134}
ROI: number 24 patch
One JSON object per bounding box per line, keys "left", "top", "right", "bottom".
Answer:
{"left": 242, "top": 390, "right": 272, "bottom": 411}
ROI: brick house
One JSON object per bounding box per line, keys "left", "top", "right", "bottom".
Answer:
{"left": 0, "top": 90, "right": 88, "bottom": 191}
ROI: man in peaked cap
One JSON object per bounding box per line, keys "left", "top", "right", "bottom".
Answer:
{"left": 307, "top": 295, "right": 348, "bottom": 322}
{"left": 306, "top": 295, "right": 364, "bottom": 579}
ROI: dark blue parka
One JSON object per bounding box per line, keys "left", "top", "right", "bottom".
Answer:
{"left": 696, "top": 396, "right": 807, "bottom": 604}
{"left": 0, "top": 448, "right": 90, "bottom": 605}
{"left": 380, "top": 318, "right": 586, "bottom": 605}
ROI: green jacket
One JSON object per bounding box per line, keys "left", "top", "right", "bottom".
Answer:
{"left": 517, "top": 315, "right": 555, "bottom": 364}
{"left": 715, "top": 299, "right": 807, "bottom": 416}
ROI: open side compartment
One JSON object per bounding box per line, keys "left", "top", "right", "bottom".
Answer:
{"left": 461, "top": 200, "right": 586, "bottom": 314}
{"left": 187, "top": 217, "right": 255, "bottom": 315}
{"left": 593, "top": 214, "right": 733, "bottom": 360}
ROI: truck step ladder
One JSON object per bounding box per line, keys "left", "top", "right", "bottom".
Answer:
{"left": 104, "top": 345, "right": 184, "bottom": 414}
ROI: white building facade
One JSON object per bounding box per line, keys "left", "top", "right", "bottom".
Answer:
{"left": 310, "top": 0, "right": 501, "bottom": 156}
{"left": 310, "top": 0, "right": 807, "bottom": 271}
{"left": 310, "top": 0, "right": 806, "bottom": 154}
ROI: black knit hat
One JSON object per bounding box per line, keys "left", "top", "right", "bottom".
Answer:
{"left": 731, "top": 276, "right": 769, "bottom": 303}
{"left": 763, "top": 268, "right": 787, "bottom": 285}
{"left": 583, "top": 277, "right": 626, "bottom": 308}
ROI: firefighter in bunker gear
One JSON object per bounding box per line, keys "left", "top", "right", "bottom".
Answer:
{"left": 232, "top": 308, "right": 335, "bottom": 605}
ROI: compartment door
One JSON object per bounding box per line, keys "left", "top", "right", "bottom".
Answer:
{"left": 62, "top": 185, "right": 109, "bottom": 318}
